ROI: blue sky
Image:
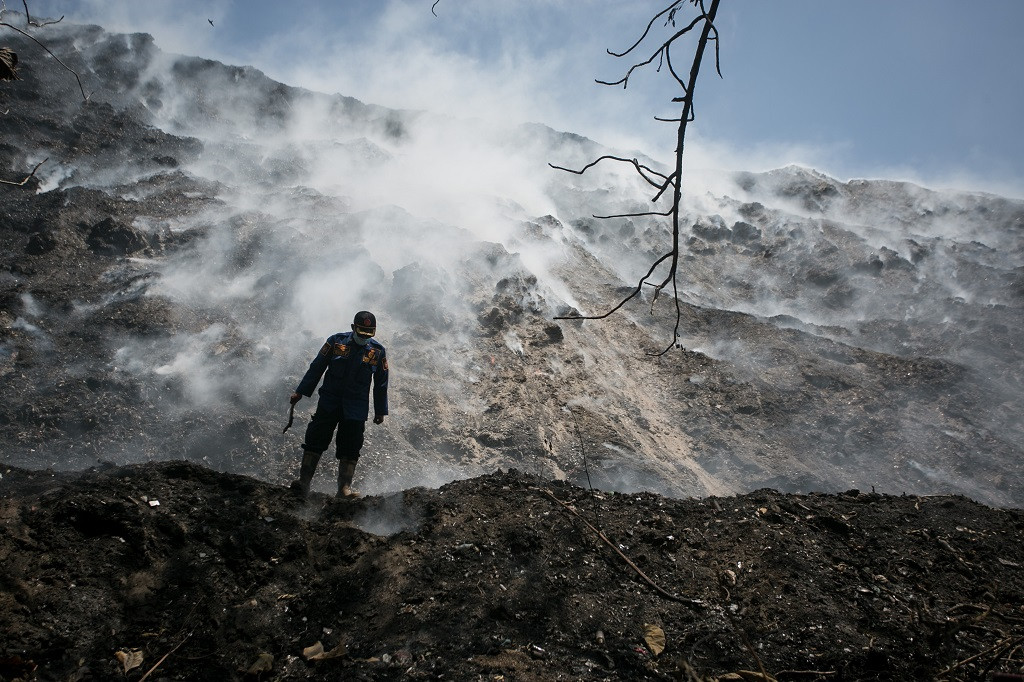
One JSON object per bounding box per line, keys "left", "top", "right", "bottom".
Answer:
{"left": 25, "top": 0, "right": 1024, "bottom": 196}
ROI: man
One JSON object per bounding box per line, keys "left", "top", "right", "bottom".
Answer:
{"left": 289, "top": 311, "right": 388, "bottom": 498}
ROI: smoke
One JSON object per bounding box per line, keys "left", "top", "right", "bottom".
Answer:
{"left": 352, "top": 492, "right": 423, "bottom": 537}
{"left": 7, "top": 12, "right": 1021, "bottom": 505}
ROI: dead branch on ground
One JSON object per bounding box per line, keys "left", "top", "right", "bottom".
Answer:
{"left": 0, "top": 156, "right": 45, "bottom": 186}
{"left": 551, "top": 0, "right": 722, "bottom": 356}
{"left": 535, "top": 486, "right": 704, "bottom": 607}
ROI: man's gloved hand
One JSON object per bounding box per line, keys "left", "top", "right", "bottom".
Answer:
{"left": 373, "top": 414, "right": 385, "bottom": 424}
{"left": 290, "top": 393, "right": 302, "bottom": 405}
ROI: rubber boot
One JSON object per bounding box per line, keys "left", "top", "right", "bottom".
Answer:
{"left": 337, "top": 459, "right": 360, "bottom": 498}
{"left": 290, "top": 449, "right": 321, "bottom": 497}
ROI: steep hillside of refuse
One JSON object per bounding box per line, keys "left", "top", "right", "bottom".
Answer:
{"left": 2, "top": 19, "right": 1022, "bottom": 508}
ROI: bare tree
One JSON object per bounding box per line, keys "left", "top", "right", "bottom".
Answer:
{"left": 551, "top": 0, "right": 722, "bottom": 355}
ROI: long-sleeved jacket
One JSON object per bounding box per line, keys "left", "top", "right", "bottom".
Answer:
{"left": 295, "top": 332, "right": 389, "bottom": 421}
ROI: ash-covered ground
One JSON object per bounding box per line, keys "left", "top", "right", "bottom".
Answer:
{"left": 2, "top": 14, "right": 1024, "bottom": 681}
{"left": 2, "top": 462, "right": 1023, "bottom": 681}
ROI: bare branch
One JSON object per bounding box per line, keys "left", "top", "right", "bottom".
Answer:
{"left": 598, "top": 15, "right": 703, "bottom": 90}
{"left": 606, "top": 1, "right": 684, "bottom": 58}
{"left": 592, "top": 209, "right": 672, "bottom": 220}
{"left": 549, "top": 154, "right": 669, "bottom": 189}
{"left": 596, "top": 47, "right": 662, "bottom": 89}
{"left": 21, "top": 0, "right": 62, "bottom": 27}
{"left": 554, "top": 0, "right": 721, "bottom": 353}
{"left": 650, "top": 173, "right": 678, "bottom": 202}
{"left": 706, "top": 27, "right": 723, "bottom": 78}
{"left": 554, "top": 251, "right": 673, "bottom": 321}
{"left": 663, "top": 33, "right": 689, "bottom": 91}
{"left": 0, "top": 157, "right": 46, "bottom": 186}
{"left": 636, "top": 164, "right": 672, "bottom": 188}
{"left": 0, "top": 21, "right": 89, "bottom": 100}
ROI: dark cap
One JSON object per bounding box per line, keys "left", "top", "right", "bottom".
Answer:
{"left": 353, "top": 311, "right": 376, "bottom": 328}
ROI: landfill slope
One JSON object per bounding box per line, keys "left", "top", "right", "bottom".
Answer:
{"left": 1, "top": 19, "right": 1022, "bottom": 506}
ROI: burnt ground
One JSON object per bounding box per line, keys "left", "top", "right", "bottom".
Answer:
{"left": 2, "top": 461, "right": 1023, "bottom": 681}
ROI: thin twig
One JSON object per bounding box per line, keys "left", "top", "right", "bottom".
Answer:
{"left": 554, "top": 251, "right": 673, "bottom": 321}
{"left": 593, "top": 209, "right": 672, "bottom": 220}
{"left": 737, "top": 627, "right": 772, "bottom": 681}
{"left": 549, "top": 154, "right": 670, "bottom": 188}
{"left": 536, "top": 486, "right": 703, "bottom": 607}
{"left": 775, "top": 671, "right": 836, "bottom": 678}
{"left": 566, "top": 405, "right": 604, "bottom": 535}
{"left": 138, "top": 631, "right": 193, "bottom": 682}
{"left": 606, "top": 1, "right": 681, "bottom": 58}
{"left": 0, "top": 157, "right": 45, "bottom": 186}
{"left": 598, "top": 14, "right": 704, "bottom": 90}
{"left": 935, "top": 635, "right": 1024, "bottom": 676}
{"left": 22, "top": 0, "right": 62, "bottom": 27}
{"left": 567, "top": 406, "right": 595, "bottom": 497}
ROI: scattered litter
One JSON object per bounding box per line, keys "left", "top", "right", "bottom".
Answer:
{"left": 148, "top": 500, "right": 160, "bottom": 507}
{"left": 115, "top": 649, "right": 143, "bottom": 674}
{"left": 303, "top": 640, "right": 347, "bottom": 661}
{"left": 643, "top": 624, "right": 666, "bottom": 656}
{"left": 246, "top": 652, "right": 273, "bottom": 675}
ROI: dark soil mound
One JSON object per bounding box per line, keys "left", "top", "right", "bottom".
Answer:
{"left": 2, "top": 462, "right": 1022, "bottom": 680}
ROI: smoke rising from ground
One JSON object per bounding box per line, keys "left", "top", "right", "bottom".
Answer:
{"left": 2, "top": 17, "right": 1022, "bottom": 506}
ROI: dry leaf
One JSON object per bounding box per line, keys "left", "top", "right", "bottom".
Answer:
{"left": 302, "top": 642, "right": 325, "bottom": 660}
{"left": 247, "top": 652, "right": 273, "bottom": 675}
{"left": 309, "top": 640, "right": 348, "bottom": 661}
{"left": 643, "top": 624, "right": 666, "bottom": 656}
{"left": 115, "top": 649, "right": 144, "bottom": 674}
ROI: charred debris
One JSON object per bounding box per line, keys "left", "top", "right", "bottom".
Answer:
{"left": 1, "top": 461, "right": 1023, "bottom": 681}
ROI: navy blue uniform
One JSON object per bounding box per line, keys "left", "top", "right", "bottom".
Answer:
{"left": 295, "top": 332, "right": 388, "bottom": 459}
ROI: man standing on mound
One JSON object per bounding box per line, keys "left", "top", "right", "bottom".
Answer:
{"left": 289, "top": 311, "right": 388, "bottom": 498}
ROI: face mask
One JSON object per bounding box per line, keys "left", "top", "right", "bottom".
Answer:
{"left": 352, "top": 333, "right": 369, "bottom": 346}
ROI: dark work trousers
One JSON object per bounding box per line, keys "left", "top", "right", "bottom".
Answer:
{"left": 301, "top": 403, "right": 366, "bottom": 462}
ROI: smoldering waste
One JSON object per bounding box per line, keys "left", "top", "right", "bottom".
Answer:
{"left": 1, "top": 462, "right": 1023, "bottom": 681}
